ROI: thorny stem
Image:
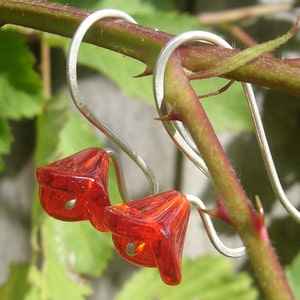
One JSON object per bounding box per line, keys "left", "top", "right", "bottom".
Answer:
{"left": 1, "top": 0, "right": 300, "bottom": 95}
{"left": 164, "top": 55, "right": 294, "bottom": 300}
{"left": 0, "top": 1, "right": 297, "bottom": 299}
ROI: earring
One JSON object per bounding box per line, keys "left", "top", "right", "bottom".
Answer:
{"left": 66, "top": 9, "right": 159, "bottom": 198}
{"left": 36, "top": 148, "right": 111, "bottom": 232}
{"left": 103, "top": 190, "right": 190, "bottom": 285}
{"left": 36, "top": 9, "right": 246, "bottom": 287}
{"left": 153, "top": 30, "right": 300, "bottom": 224}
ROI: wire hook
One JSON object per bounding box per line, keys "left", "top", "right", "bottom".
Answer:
{"left": 153, "top": 31, "right": 233, "bottom": 179}
{"left": 187, "top": 195, "right": 245, "bottom": 257}
{"left": 67, "top": 9, "right": 159, "bottom": 200}
{"left": 153, "top": 30, "right": 300, "bottom": 223}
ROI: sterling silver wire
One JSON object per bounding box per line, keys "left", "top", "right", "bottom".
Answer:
{"left": 187, "top": 195, "right": 245, "bottom": 258}
{"left": 67, "top": 9, "right": 159, "bottom": 201}
{"left": 153, "top": 30, "right": 300, "bottom": 223}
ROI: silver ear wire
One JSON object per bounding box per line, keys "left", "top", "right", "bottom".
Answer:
{"left": 153, "top": 31, "right": 233, "bottom": 179}
{"left": 66, "top": 9, "right": 159, "bottom": 200}
{"left": 187, "top": 195, "right": 245, "bottom": 258}
{"left": 243, "top": 83, "right": 300, "bottom": 223}
{"left": 153, "top": 30, "right": 300, "bottom": 223}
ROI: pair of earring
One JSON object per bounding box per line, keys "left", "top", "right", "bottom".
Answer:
{"left": 36, "top": 145, "right": 244, "bottom": 285}
{"left": 36, "top": 147, "right": 189, "bottom": 285}
{"left": 36, "top": 8, "right": 300, "bottom": 285}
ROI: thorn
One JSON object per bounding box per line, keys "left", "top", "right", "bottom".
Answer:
{"left": 154, "top": 109, "right": 182, "bottom": 122}
{"left": 201, "top": 208, "right": 218, "bottom": 218}
{"left": 197, "top": 194, "right": 233, "bottom": 225}
{"left": 154, "top": 115, "right": 173, "bottom": 121}
{"left": 134, "top": 66, "right": 152, "bottom": 78}
{"left": 255, "top": 195, "right": 265, "bottom": 226}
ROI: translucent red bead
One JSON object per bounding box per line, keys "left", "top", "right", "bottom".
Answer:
{"left": 36, "top": 148, "right": 111, "bottom": 232}
{"left": 36, "top": 148, "right": 191, "bottom": 285}
{"left": 103, "top": 190, "right": 190, "bottom": 285}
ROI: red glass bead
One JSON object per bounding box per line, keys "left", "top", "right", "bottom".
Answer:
{"left": 103, "top": 190, "right": 190, "bottom": 285}
{"left": 36, "top": 148, "right": 111, "bottom": 232}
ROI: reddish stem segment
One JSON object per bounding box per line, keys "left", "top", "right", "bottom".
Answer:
{"left": 0, "top": 0, "right": 300, "bottom": 96}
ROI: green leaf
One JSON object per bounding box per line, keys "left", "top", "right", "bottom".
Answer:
{"left": 52, "top": 0, "right": 174, "bottom": 13}
{"left": 76, "top": 44, "right": 151, "bottom": 102}
{"left": 115, "top": 255, "right": 258, "bottom": 300}
{"left": 44, "top": 219, "right": 112, "bottom": 277}
{"left": 286, "top": 251, "right": 300, "bottom": 298}
{"left": 46, "top": 3, "right": 250, "bottom": 132}
{"left": 29, "top": 218, "right": 93, "bottom": 300}
{"left": 195, "top": 78, "right": 253, "bottom": 132}
{"left": 32, "top": 98, "right": 120, "bottom": 298}
{"left": 57, "top": 113, "right": 103, "bottom": 156}
{"left": 75, "top": 10, "right": 202, "bottom": 102}
{"left": 33, "top": 94, "right": 70, "bottom": 236}
{"left": 58, "top": 10, "right": 204, "bottom": 105}
{"left": 0, "top": 30, "right": 44, "bottom": 119}
{"left": 35, "top": 95, "right": 69, "bottom": 167}
{"left": 0, "top": 264, "right": 31, "bottom": 300}
{"left": 133, "top": 11, "right": 203, "bottom": 34}
{"left": 52, "top": 9, "right": 249, "bottom": 132}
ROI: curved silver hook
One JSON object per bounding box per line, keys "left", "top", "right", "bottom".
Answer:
{"left": 153, "top": 30, "right": 300, "bottom": 223}
{"left": 243, "top": 83, "right": 300, "bottom": 223}
{"left": 153, "top": 31, "right": 236, "bottom": 179}
{"left": 187, "top": 195, "right": 245, "bottom": 258}
{"left": 67, "top": 9, "right": 159, "bottom": 200}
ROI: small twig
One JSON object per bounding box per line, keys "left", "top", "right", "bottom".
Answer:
{"left": 198, "top": 4, "right": 294, "bottom": 25}
{"left": 197, "top": 80, "right": 235, "bottom": 99}
{"left": 40, "top": 40, "right": 51, "bottom": 100}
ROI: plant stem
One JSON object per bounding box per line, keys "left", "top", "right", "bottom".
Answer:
{"left": 164, "top": 55, "right": 295, "bottom": 300}
{"left": 1, "top": 0, "right": 300, "bottom": 96}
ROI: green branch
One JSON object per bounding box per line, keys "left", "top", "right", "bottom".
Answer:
{"left": 1, "top": 0, "right": 300, "bottom": 96}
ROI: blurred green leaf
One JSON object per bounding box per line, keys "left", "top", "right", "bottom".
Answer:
{"left": 286, "top": 250, "right": 300, "bottom": 298}
{"left": 68, "top": 10, "right": 202, "bottom": 105}
{"left": 115, "top": 255, "right": 258, "bottom": 300}
{"left": 196, "top": 78, "right": 253, "bottom": 132}
{"left": 133, "top": 11, "right": 202, "bottom": 34}
{"left": 0, "top": 30, "right": 43, "bottom": 119}
{"left": 29, "top": 218, "right": 93, "bottom": 300}
{"left": 45, "top": 219, "right": 112, "bottom": 276}
{"left": 35, "top": 95, "right": 69, "bottom": 167}
{"left": 32, "top": 96, "right": 120, "bottom": 299}
{"left": 0, "top": 264, "right": 31, "bottom": 300}
{"left": 49, "top": 6, "right": 250, "bottom": 132}
{"left": 52, "top": 0, "right": 174, "bottom": 13}
{"left": 57, "top": 113, "right": 102, "bottom": 156}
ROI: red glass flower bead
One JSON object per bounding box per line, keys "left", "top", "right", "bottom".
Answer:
{"left": 36, "top": 148, "right": 111, "bottom": 232}
{"left": 103, "top": 190, "right": 190, "bottom": 285}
